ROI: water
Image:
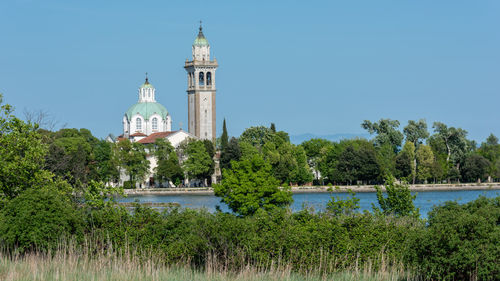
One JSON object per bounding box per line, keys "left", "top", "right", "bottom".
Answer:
{"left": 119, "top": 189, "right": 500, "bottom": 218}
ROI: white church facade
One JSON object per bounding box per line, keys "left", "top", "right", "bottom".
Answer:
{"left": 116, "top": 24, "right": 218, "bottom": 188}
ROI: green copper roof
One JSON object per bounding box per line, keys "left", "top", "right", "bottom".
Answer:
{"left": 193, "top": 26, "right": 209, "bottom": 46}
{"left": 141, "top": 77, "right": 154, "bottom": 89}
{"left": 126, "top": 102, "right": 168, "bottom": 120}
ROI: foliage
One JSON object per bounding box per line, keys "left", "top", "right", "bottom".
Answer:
{"left": 0, "top": 96, "right": 51, "bottom": 200}
{"left": 432, "top": 122, "right": 471, "bottom": 166}
{"left": 395, "top": 142, "right": 415, "bottom": 181}
{"left": 403, "top": 119, "right": 429, "bottom": 147}
{"left": 373, "top": 177, "right": 419, "bottom": 218}
{"left": 83, "top": 180, "right": 124, "bottom": 209}
{"left": 115, "top": 139, "right": 149, "bottom": 188}
{"left": 154, "top": 139, "right": 184, "bottom": 186}
{"left": 409, "top": 196, "right": 500, "bottom": 280}
{"left": 416, "top": 144, "right": 434, "bottom": 183}
{"left": 326, "top": 190, "right": 360, "bottom": 216}
{"left": 239, "top": 126, "right": 275, "bottom": 148}
{"left": 220, "top": 137, "right": 241, "bottom": 171}
{"left": 361, "top": 119, "right": 403, "bottom": 153}
{"left": 220, "top": 118, "right": 228, "bottom": 150}
{"left": 0, "top": 186, "right": 83, "bottom": 253}
{"left": 183, "top": 140, "right": 214, "bottom": 183}
{"left": 461, "top": 154, "right": 491, "bottom": 182}
{"left": 214, "top": 155, "right": 292, "bottom": 216}
{"left": 332, "top": 139, "right": 381, "bottom": 184}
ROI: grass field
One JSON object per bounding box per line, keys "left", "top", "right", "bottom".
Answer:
{"left": 0, "top": 250, "right": 410, "bottom": 281}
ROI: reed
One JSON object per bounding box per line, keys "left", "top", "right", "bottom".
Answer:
{"left": 0, "top": 239, "right": 412, "bottom": 281}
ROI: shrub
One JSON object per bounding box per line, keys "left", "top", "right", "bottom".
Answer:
{"left": 0, "top": 187, "right": 83, "bottom": 253}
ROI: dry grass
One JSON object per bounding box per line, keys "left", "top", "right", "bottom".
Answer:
{"left": 0, "top": 240, "right": 412, "bottom": 281}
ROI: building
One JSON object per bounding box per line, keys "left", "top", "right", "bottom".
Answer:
{"left": 185, "top": 24, "right": 218, "bottom": 141}
{"left": 116, "top": 24, "right": 219, "bottom": 188}
{"left": 122, "top": 76, "right": 172, "bottom": 142}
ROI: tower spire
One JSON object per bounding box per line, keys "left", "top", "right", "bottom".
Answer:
{"left": 145, "top": 72, "right": 149, "bottom": 84}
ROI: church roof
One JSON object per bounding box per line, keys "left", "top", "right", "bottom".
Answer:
{"left": 126, "top": 102, "right": 169, "bottom": 120}
{"left": 137, "top": 131, "right": 178, "bottom": 144}
{"left": 141, "top": 77, "right": 154, "bottom": 89}
{"left": 193, "top": 25, "right": 209, "bottom": 47}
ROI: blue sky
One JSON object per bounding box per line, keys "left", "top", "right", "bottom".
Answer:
{"left": 1, "top": 0, "right": 499, "bottom": 142}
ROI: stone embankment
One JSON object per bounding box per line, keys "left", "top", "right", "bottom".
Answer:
{"left": 124, "top": 183, "right": 500, "bottom": 196}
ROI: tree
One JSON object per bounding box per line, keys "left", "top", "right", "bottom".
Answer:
{"left": 220, "top": 118, "right": 228, "bottom": 150}
{"left": 416, "top": 144, "right": 434, "bottom": 183}
{"left": 270, "top": 123, "right": 276, "bottom": 133}
{"left": 183, "top": 140, "right": 213, "bottom": 185}
{"left": 326, "top": 190, "right": 360, "bottom": 216}
{"left": 115, "top": 139, "right": 150, "bottom": 188}
{"left": 220, "top": 137, "right": 242, "bottom": 171}
{"left": 332, "top": 139, "right": 381, "bottom": 185}
{"left": 154, "top": 139, "right": 183, "bottom": 186}
{"left": 432, "top": 122, "right": 470, "bottom": 167}
{"left": 300, "top": 138, "right": 333, "bottom": 182}
{"left": 239, "top": 126, "right": 274, "bottom": 148}
{"left": 403, "top": 119, "right": 429, "bottom": 147}
{"left": 362, "top": 119, "right": 403, "bottom": 153}
{"left": 461, "top": 154, "right": 490, "bottom": 183}
{"left": 478, "top": 134, "right": 500, "bottom": 181}
{"left": 373, "top": 176, "right": 419, "bottom": 218}
{"left": 214, "top": 155, "right": 292, "bottom": 216}
{"left": 0, "top": 94, "right": 53, "bottom": 200}
{"left": 395, "top": 142, "right": 415, "bottom": 181}
{"left": 404, "top": 119, "right": 429, "bottom": 183}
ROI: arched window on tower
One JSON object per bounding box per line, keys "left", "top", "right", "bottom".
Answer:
{"left": 136, "top": 118, "right": 142, "bottom": 131}
{"left": 199, "top": 72, "right": 205, "bottom": 86}
{"left": 206, "top": 72, "right": 212, "bottom": 86}
{"left": 152, "top": 117, "right": 158, "bottom": 131}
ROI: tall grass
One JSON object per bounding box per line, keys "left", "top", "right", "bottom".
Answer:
{"left": 0, "top": 239, "right": 412, "bottom": 281}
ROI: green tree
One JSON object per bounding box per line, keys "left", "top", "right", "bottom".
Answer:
{"left": 183, "top": 140, "right": 214, "bottom": 185}
{"left": 395, "top": 142, "right": 415, "bottom": 181}
{"left": 432, "top": 122, "right": 471, "bottom": 168}
{"left": 154, "top": 139, "right": 183, "bottom": 186}
{"left": 300, "top": 138, "right": 333, "bottom": 182}
{"left": 332, "top": 139, "right": 381, "bottom": 185}
{"left": 270, "top": 122, "right": 276, "bottom": 133}
{"left": 461, "top": 154, "right": 491, "bottom": 182}
{"left": 373, "top": 176, "right": 419, "bottom": 218}
{"left": 416, "top": 144, "right": 434, "bottom": 183}
{"left": 362, "top": 119, "right": 403, "bottom": 153}
{"left": 0, "top": 185, "right": 83, "bottom": 253}
{"left": 115, "top": 139, "right": 150, "bottom": 188}
{"left": 239, "top": 126, "right": 274, "bottom": 148}
{"left": 220, "top": 137, "right": 242, "bottom": 171}
{"left": 326, "top": 190, "right": 360, "bottom": 216}
{"left": 220, "top": 118, "right": 228, "bottom": 150}
{"left": 478, "top": 134, "right": 500, "bottom": 181}
{"left": 0, "top": 95, "right": 53, "bottom": 200}
{"left": 214, "top": 155, "right": 292, "bottom": 216}
{"left": 404, "top": 119, "right": 429, "bottom": 183}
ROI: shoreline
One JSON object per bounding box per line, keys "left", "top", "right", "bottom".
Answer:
{"left": 124, "top": 183, "right": 500, "bottom": 196}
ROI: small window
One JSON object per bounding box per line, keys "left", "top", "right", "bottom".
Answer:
{"left": 136, "top": 118, "right": 142, "bottom": 131}
{"left": 206, "top": 72, "right": 212, "bottom": 85}
{"left": 199, "top": 72, "right": 204, "bottom": 86}
{"left": 152, "top": 117, "right": 158, "bottom": 130}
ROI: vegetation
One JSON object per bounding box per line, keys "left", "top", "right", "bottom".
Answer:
{"left": 1, "top": 95, "right": 500, "bottom": 280}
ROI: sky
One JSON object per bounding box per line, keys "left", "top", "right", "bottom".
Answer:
{"left": 1, "top": 0, "right": 499, "bottom": 142}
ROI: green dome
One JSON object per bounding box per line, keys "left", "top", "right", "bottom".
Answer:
{"left": 126, "top": 102, "right": 168, "bottom": 121}
{"left": 193, "top": 26, "right": 209, "bottom": 46}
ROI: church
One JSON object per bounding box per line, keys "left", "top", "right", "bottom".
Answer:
{"left": 117, "top": 24, "right": 219, "bottom": 187}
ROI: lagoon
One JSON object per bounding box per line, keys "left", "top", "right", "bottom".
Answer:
{"left": 119, "top": 189, "right": 500, "bottom": 218}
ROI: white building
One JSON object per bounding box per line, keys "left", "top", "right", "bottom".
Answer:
{"left": 116, "top": 24, "right": 220, "bottom": 188}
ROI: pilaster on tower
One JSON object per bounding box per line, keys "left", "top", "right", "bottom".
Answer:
{"left": 185, "top": 23, "right": 218, "bottom": 141}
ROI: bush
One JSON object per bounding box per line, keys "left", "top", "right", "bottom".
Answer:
{"left": 409, "top": 196, "right": 500, "bottom": 280}
{"left": 0, "top": 187, "right": 83, "bottom": 253}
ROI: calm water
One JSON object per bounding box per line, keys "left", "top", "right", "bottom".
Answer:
{"left": 119, "top": 189, "right": 500, "bottom": 218}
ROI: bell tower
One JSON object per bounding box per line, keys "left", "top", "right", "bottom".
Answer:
{"left": 185, "top": 23, "right": 218, "bottom": 141}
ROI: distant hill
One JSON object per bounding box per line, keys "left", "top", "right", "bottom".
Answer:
{"left": 290, "top": 133, "right": 370, "bottom": 145}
